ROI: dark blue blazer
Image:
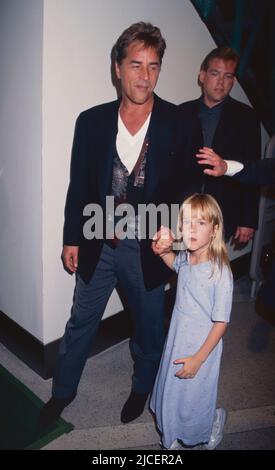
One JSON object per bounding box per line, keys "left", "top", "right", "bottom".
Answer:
{"left": 63, "top": 95, "right": 180, "bottom": 289}
{"left": 178, "top": 97, "right": 261, "bottom": 239}
{"left": 234, "top": 159, "right": 275, "bottom": 187}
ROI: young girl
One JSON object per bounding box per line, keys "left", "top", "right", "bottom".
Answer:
{"left": 150, "top": 193, "right": 233, "bottom": 450}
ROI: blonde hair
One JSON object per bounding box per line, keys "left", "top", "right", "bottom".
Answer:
{"left": 177, "top": 193, "right": 230, "bottom": 272}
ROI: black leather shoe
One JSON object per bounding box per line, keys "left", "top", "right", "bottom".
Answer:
{"left": 121, "top": 390, "right": 149, "bottom": 424}
{"left": 38, "top": 394, "right": 76, "bottom": 429}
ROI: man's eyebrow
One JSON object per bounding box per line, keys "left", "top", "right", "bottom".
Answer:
{"left": 129, "top": 60, "right": 160, "bottom": 66}
{"left": 208, "top": 67, "right": 234, "bottom": 75}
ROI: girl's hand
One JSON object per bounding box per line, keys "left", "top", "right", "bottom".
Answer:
{"left": 173, "top": 355, "right": 203, "bottom": 379}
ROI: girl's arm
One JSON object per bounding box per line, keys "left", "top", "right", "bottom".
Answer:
{"left": 195, "top": 321, "right": 228, "bottom": 363}
{"left": 151, "top": 226, "right": 176, "bottom": 269}
{"left": 174, "top": 321, "right": 228, "bottom": 379}
{"left": 159, "top": 251, "right": 176, "bottom": 270}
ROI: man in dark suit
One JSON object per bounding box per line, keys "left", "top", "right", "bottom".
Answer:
{"left": 178, "top": 47, "right": 261, "bottom": 243}
{"left": 39, "top": 22, "right": 180, "bottom": 428}
{"left": 232, "top": 159, "right": 275, "bottom": 187}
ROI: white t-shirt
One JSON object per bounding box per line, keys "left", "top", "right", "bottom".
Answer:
{"left": 116, "top": 112, "right": 151, "bottom": 174}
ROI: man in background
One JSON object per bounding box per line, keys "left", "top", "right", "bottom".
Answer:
{"left": 179, "top": 47, "right": 261, "bottom": 244}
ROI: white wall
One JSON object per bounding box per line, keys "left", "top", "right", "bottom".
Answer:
{"left": 0, "top": 0, "right": 43, "bottom": 338}
{"left": 0, "top": 0, "right": 267, "bottom": 344}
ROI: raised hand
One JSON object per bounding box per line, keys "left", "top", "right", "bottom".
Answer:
{"left": 196, "top": 147, "right": 227, "bottom": 176}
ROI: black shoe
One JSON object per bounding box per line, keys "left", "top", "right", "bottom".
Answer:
{"left": 37, "top": 394, "right": 76, "bottom": 430}
{"left": 121, "top": 390, "right": 149, "bottom": 424}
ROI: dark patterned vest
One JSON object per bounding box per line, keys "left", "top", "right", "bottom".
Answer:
{"left": 108, "top": 136, "right": 149, "bottom": 244}
{"left": 111, "top": 135, "right": 149, "bottom": 208}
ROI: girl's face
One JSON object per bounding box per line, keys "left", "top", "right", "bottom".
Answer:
{"left": 181, "top": 208, "right": 217, "bottom": 256}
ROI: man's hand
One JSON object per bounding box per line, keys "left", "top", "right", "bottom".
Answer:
{"left": 151, "top": 226, "right": 174, "bottom": 256}
{"left": 234, "top": 227, "right": 255, "bottom": 244}
{"left": 196, "top": 147, "right": 227, "bottom": 176}
{"left": 62, "top": 245, "right": 79, "bottom": 273}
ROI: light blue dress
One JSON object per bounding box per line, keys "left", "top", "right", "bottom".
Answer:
{"left": 150, "top": 251, "right": 233, "bottom": 448}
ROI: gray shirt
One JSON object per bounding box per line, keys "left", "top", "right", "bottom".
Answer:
{"left": 198, "top": 96, "right": 225, "bottom": 147}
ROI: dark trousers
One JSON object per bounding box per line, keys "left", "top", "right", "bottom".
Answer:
{"left": 52, "top": 239, "right": 165, "bottom": 399}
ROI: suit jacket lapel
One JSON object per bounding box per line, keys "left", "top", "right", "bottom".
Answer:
{"left": 212, "top": 97, "right": 234, "bottom": 157}
{"left": 144, "top": 96, "right": 160, "bottom": 199}
{"left": 186, "top": 100, "right": 205, "bottom": 187}
{"left": 97, "top": 100, "right": 120, "bottom": 205}
{"left": 193, "top": 99, "right": 204, "bottom": 149}
{"left": 144, "top": 95, "right": 171, "bottom": 200}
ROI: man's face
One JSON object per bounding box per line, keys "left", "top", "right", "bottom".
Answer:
{"left": 199, "top": 58, "right": 236, "bottom": 107}
{"left": 115, "top": 41, "right": 161, "bottom": 106}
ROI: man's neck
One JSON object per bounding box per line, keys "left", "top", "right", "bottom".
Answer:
{"left": 119, "top": 95, "right": 154, "bottom": 136}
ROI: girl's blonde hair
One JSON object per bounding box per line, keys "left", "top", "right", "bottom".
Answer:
{"left": 177, "top": 193, "right": 230, "bottom": 272}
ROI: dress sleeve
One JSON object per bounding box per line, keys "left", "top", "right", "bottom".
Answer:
{"left": 211, "top": 266, "right": 233, "bottom": 323}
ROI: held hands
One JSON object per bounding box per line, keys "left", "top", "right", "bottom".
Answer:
{"left": 196, "top": 147, "right": 227, "bottom": 176}
{"left": 174, "top": 355, "right": 203, "bottom": 379}
{"left": 151, "top": 226, "right": 175, "bottom": 257}
{"left": 62, "top": 245, "right": 79, "bottom": 273}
